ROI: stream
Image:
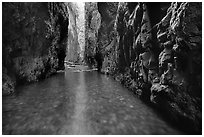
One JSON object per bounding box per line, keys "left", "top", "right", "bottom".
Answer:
{"left": 2, "top": 66, "right": 183, "bottom": 135}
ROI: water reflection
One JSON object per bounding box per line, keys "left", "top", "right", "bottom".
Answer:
{"left": 3, "top": 70, "right": 182, "bottom": 135}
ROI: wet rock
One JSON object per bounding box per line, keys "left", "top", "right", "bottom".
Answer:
{"left": 2, "top": 2, "right": 69, "bottom": 93}
{"left": 150, "top": 82, "right": 201, "bottom": 134}
{"left": 2, "top": 73, "right": 15, "bottom": 96}
{"left": 163, "top": 40, "right": 173, "bottom": 49}
{"left": 160, "top": 64, "right": 173, "bottom": 85}
{"left": 157, "top": 32, "right": 168, "bottom": 43}
{"left": 66, "top": 3, "right": 81, "bottom": 63}
{"left": 159, "top": 49, "right": 173, "bottom": 73}
{"left": 148, "top": 69, "right": 159, "bottom": 84}
{"left": 99, "top": 2, "right": 201, "bottom": 134}
{"left": 135, "top": 89, "right": 143, "bottom": 97}
{"left": 150, "top": 83, "right": 170, "bottom": 103}
{"left": 84, "top": 2, "right": 102, "bottom": 67}
{"left": 97, "top": 2, "right": 118, "bottom": 73}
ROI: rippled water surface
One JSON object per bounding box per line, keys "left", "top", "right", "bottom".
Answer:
{"left": 2, "top": 68, "right": 183, "bottom": 134}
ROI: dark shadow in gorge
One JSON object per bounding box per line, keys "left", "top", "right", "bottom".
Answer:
{"left": 57, "top": 13, "right": 69, "bottom": 70}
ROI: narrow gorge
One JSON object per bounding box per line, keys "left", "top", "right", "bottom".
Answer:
{"left": 2, "top": 2, "right": 202, "bottom": 135}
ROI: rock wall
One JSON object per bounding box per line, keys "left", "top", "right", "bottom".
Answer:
{"left": 97, "top": 2, "right": 118, "bottom": 73}
{"left": 100, "top": 2, "right": 202, "bottom": 134}
{"left": 65, "top": 3, "right": 80, "bottom": 63}
{"left": 77, "top": 3, "right": 85, "bottom": 62}
{"left": 84, "top": 2, "right": 118, "bottom": 70}
{"left": 2, "top": 2, "right": 69, "bottom": 95}
{"left": 84, "top": 2, "right": 101, "bottom": 67}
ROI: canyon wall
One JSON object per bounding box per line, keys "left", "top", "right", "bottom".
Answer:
{"left": 2, "top": 2, "right": 69, "bottom": 95}
{"left": 3, "top": 2, "right": 202, "bottom": 134}
{"left": 65, "top": 3, "right": 80, "bottom": 63}
{"left": 97, "top": 2, "right": 201, "bottom": 134}
{"left": 77, "top": 3, "right": 85, "bottom": 62}
{"left": 97, "top": 2, "right": 118, "bottom": 72}
{"left": 84, "top": 2, "right": 101, "bottom": 67}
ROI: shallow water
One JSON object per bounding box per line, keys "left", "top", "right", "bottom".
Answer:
{"left": 2, "top": 68, "right": 183, "bottom": 135}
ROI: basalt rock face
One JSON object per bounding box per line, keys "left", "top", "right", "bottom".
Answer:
{"left": 2, "top": 2, "right": 69, "bottom": 95}
{"left": 101, "top": 2, "right": 202, "bottom": 133}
